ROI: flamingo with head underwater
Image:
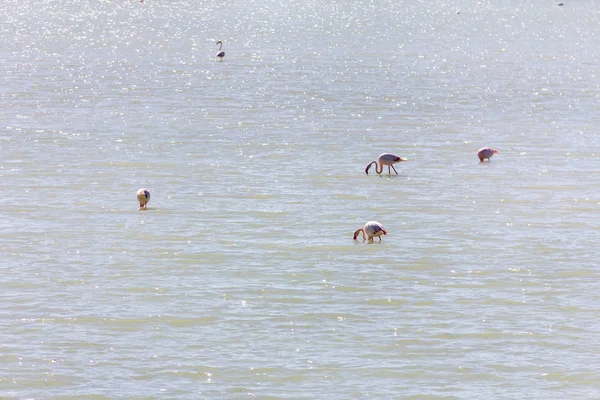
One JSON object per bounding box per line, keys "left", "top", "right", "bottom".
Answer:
{"left": 365, "top": 153, "right": 407, "bottom": 175}
{"left": 353, "top": 221, "right": 387, "bottom": 241}
{"left": 477, "top": 147, "right": 498, "bottom": 162}
{"left": 216, "top": 40, "right": 225, "bottom": 60}
{"left": 137, "top": 188, "right": 150, "bottom": 209}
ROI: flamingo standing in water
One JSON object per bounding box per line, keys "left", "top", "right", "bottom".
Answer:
{"left": 477, "top": 147, "right": 498, "bottom": 162}
{"left": 353, "top": 221, "right": 387, "bottom": 241}
{"left": 365, "top": 153, "right": 407, "bottom": 175}
{"left": 137, "top": 188, "right": 150, "bottom": 209}
{"left": 216, "top": 40, "right": 225, "bottom": 60}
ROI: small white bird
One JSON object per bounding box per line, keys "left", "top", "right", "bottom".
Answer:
{"left": 353, "top": 221, "right": 387, "bottom": 241}
{"left": 216, "top": 40, "right": 225, "bottom": 60}
{"left": 365, "top": 153, "right": 407, "bottom": 175}
{"left": 137, "top": 188, "right": 150, "bottom": 209}
{"left": 477, "top": 147, "right": 498, "bottom": 162}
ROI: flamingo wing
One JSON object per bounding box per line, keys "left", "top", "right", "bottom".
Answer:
{"left": 379, "top": 153, "right": 400, "bottom": 164}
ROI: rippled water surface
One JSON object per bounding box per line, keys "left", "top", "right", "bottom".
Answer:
{"left": 2, "top": 0, "right": 600, "bottom": 398}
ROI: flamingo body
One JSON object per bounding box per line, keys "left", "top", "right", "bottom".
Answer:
{"left": 353, "top": 221, "right": 387, "bottom": 241}
{"left": 365, "top": 153, "right": 407, "bottom": 175}
{"left": 477, "top": 147, "right": 498, "bottom": 162}
{"left": 137, "top": 188, "right": 150, "bottom": 209}
{"left": 216, "top": 40, "right": 225, "bottom": 60}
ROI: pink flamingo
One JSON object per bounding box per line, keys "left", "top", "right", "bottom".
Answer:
{"left": 137, "top": 188, "right": 150, "bottom": 209}
{"left": 216, "top": 40, "right": 225, "bottom": 60}
{"left": 365, "top": 153, "right": 407, "bottom": 175}
{"left": 353, "top": 221, "right": 387, "bottom": 241}
{"left": 477, "top": 147, "right": 498, "bottom": 162}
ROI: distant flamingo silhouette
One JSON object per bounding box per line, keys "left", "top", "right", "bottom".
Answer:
{"left": 216, "top": 40, "right": 225, "bottom": 60}
{"left": 137, "top": 188, "right": 150, "bottom": 209}
{"left": 353, "top": 221, "right": 387, "bottom": 241}
{"left": 365, "top": 153, "right": 407, "bottom": 175}
{"left": 477, "top": 147, "right": 498, "bottom": 162}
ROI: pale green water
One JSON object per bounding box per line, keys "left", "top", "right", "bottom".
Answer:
{"left": 2, "top": 0, "right": 600, "bottom": 398}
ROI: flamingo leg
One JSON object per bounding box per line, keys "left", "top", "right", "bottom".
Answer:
{"left": 391, "top": 165, "right": 399, "bottom": 175}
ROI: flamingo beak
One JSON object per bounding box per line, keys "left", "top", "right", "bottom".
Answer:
{"left": 382, "top": 229, "right": 387, "bottom": 235}
{"left": 400, "top": 157, "right": 408, "bottom": 162}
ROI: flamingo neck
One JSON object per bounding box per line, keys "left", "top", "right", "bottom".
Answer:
{"left": 365, "top": 161, "right": 383, "bottom": 175}
{"left": 353, "top": 228, "right": 366, "bottom": 240}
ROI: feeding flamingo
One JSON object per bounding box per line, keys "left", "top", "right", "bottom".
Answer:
{"left": 477, "top": 147, "right": 498, "bottom": 162}
{"left": 353, "top": 221, "right": 387, "bottom": 241}
{"left": 216, "top": 40, "right": 225, "bottom": 60}
{"left": 365, "top": 153, "right": 407, "bottom": 175}
{"left": 137, "top": 188, "right": 150, "bottom": 209}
